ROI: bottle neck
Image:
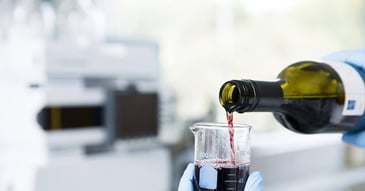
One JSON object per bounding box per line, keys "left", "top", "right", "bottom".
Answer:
{"left": 219, "top": 80, "right": 284, "bottom": 113}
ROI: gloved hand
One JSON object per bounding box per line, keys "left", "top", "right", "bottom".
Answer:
{"left": 323, "top": 48, "right": 365, "bottom": 147}
{"left": 178, "top": 163, "right": 263, "bottom": 191}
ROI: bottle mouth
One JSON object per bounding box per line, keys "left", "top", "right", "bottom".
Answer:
{"left": 219, "top": 80, "right": 258, "bottom": 113}
{"left": 219, "top": 82, "right": 240, "bottom": 112}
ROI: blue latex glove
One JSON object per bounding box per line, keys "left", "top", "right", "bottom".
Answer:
{"left": 323, "top": 48, "right": 365, "bottom": 147}
{"left": 178, "top": 163, "right": 263, "bottom": 191}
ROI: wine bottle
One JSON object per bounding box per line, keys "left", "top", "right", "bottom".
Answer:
{"left": 219, "top": 61, "right": 365, "bottom": 133}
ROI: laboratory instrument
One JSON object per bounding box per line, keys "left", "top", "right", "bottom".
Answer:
{"left": 36, "top": 40, "right": 171, "bottom": 191}
{"left": 190, "top": 123, "right": 251, "bottom": 191}
{"left": 219, "top": 61, "right": 365, "bottom": 133}
{"left": 39, "top": 40, "right": 160, "bottom": 147}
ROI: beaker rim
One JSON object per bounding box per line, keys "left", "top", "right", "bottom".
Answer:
{"left": 190, "top": 122, "right": 251, "bottom": 130}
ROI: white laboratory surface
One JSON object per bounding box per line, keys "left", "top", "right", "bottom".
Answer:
{"left": 36, "top": 143, "right": 171, "bottom": 191}
{"left": 251, "top": 131, "right": 365, "bottom": 191}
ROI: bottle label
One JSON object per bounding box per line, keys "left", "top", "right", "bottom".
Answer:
{"left": 327, "top": 62, "right": 365, "bottom": 116}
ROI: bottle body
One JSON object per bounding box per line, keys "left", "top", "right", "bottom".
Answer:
{"left": 219, "top": 61, "right": 365, "bottom": 133}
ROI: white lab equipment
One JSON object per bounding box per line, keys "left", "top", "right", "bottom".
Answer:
{"left": 0, "top": 0, "right": 47, "bottom": 191}
{"left": 43, "top": 40, "right": 160, "bottom": 147}
{"left": 35, "top": 40, "right": 171, "bottom": 191}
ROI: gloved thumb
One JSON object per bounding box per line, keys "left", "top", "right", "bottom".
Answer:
{"left": 244, "top": 171, "right": 263, "bottom": 191}
{"left": 178, "top": 163, "right": 195, "bottom": 191}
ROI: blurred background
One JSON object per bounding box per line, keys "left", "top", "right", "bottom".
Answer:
{"left": 0, "top": 0, "right": 365, "bottom": 190}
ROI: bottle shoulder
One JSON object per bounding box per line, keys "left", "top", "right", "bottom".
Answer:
{"left": 277, "top": 61, "right": 344, "bottom": 98}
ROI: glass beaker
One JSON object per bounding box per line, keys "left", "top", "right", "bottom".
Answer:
{"left": 190, "top": 122, "right": 251, "bottom": 191}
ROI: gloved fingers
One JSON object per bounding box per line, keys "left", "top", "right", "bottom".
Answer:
{"left": 178, "top": 164, "right": 264, "bottom": 191}
{"left": 341, "top": 113, "right": 365, "bottom": 148}
{"left": 244, "top": 171, "right": 263, "bottom": 191}
{"left": 342, "top": 131, "right": 365, "bottom": 148}
{"left": 198, "top": 164, "right": 217, "bottom": 189}
{"left": 323, "top": 48, "right": 365, "bottom": 66}
{"left": 178, "top": 163, "right": 195, "bottom": 191}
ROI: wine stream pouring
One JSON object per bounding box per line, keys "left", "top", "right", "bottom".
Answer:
{"left": 219, "top": 61, "right": 365, "bottom": 134}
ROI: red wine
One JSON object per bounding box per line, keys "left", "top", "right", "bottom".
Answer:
{"left": 227, "top": 111, "right": 234, "bottom": 127}
{"left": 226, "top": 112, "right": 235, "bottom": 164}
{"left": 194, "top": 160, "right": 249, "bottom": 191}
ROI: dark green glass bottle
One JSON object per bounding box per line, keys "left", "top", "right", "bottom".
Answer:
{"left": 219, "top": 61, "right": 365, "bottom": 133}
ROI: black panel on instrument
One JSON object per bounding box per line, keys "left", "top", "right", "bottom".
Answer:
{"left": 38, "top": 106, "right": 103, "bottom": 130}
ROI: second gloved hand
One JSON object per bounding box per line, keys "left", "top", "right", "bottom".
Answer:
{"left": 323, "top": 48, "right": 365, "bottom": 147}
{"left": 178, "top": 163, "right": 263, "bottom": 191}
